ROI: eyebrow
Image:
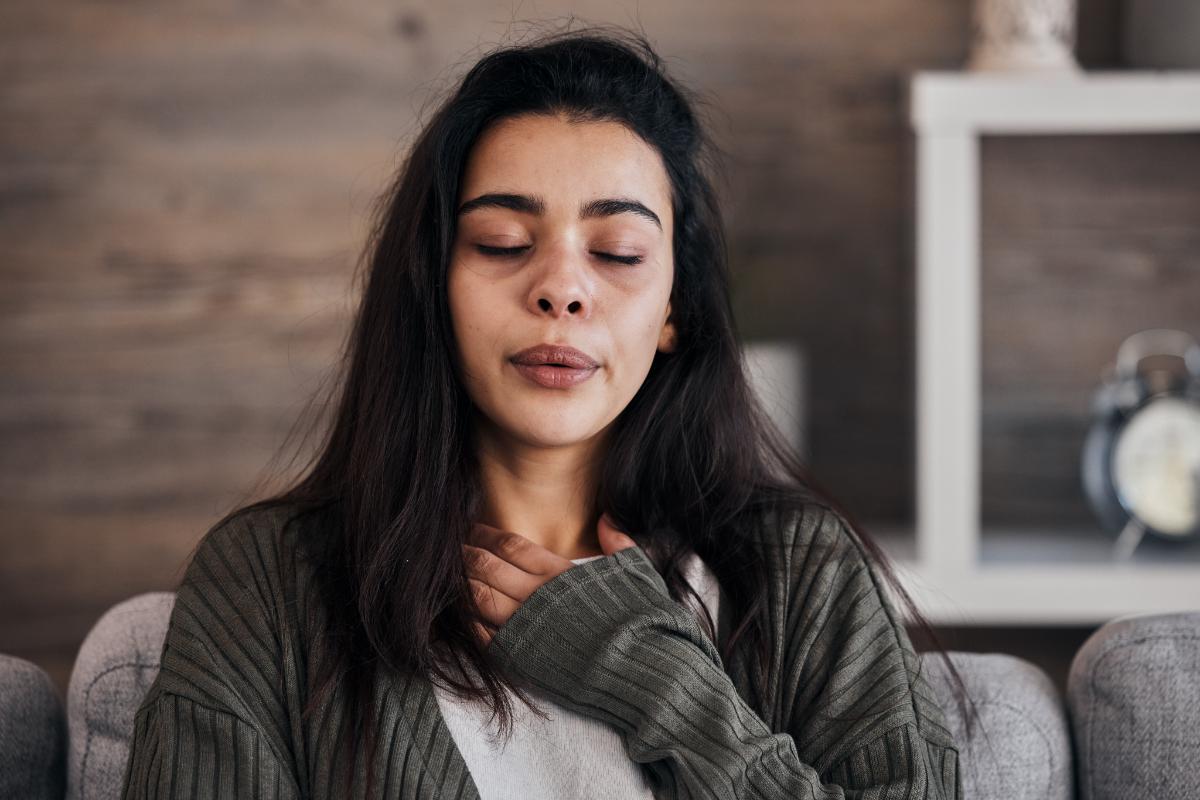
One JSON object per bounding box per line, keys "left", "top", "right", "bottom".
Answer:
{"left": 456, "top": 192, "right": 662, "bottom": 232}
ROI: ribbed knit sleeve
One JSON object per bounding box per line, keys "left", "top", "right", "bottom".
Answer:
{"left": 486, "top": 505, "right": 962, "bottom": 800}
{"left": 120, "top": 510, "right": 305, "bottom": 799}
{"left": 120, "top": 692, "right": 298, "bottom": 798}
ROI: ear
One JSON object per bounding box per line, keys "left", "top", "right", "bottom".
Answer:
{"left": 657, "top": 301, "right": 677, "bottom": 353}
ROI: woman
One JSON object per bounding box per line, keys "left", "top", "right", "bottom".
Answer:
{"left": 121, "top": 25, "right": 975, "bottom": 800}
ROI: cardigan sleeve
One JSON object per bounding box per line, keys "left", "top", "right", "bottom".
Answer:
{"left": 487, "top": 505, "right": 962, "bottom": 799}
{"left": 120, "top": 692, "right": 299, "bottom": 799}
{"left": 120, "top": 509, "right": 304, "bottom": 799}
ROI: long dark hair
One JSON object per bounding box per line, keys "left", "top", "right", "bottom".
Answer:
{"left": 210, "top": 22, "right": 980, "bottom": 797}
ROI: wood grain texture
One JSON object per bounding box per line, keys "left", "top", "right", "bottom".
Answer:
{"left": 980, "top": 133, "right": 1200, "bottom": 526}
{"left": 3, "top": 0, "right": 1187, "bottom": 698}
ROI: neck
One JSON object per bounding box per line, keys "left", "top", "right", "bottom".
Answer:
{"left": 472, "top": 416, "right": 609, "bottom": 560}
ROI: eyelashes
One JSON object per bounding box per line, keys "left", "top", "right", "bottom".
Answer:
{"left": 473, "top": 244, "right": 643, "bottom": 266}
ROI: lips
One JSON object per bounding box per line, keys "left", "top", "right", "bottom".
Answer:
{"left": 509, "top": 344, "right": 600, "bottom": 369}
{"left": 509, "top": 344, "right": 600, "bottom": 389}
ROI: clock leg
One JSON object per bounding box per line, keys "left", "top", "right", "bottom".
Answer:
{"left": 1112, "top": 518, "right": 1146, "bottom": 562}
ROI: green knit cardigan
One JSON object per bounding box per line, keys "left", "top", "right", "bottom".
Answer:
{"left": 120, "top": 501, "right": 962, "bottom": 799}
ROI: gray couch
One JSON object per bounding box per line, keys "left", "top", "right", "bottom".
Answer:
{"left": 2, "top": 594, "right": 1198, "bottom": 799}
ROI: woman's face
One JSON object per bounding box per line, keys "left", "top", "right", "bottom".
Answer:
{"left": 448, "top": 112, "right": 676, "bottom": 450}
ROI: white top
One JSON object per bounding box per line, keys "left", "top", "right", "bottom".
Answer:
{"left": 433, "top": 549, "right": 720, "bottom": 799}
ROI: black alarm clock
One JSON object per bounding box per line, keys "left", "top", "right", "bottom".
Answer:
{"left": 1081, "top": 328, "right": 1200, "bottom": 559}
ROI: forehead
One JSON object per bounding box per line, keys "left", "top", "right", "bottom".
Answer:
{"left": 459, "top": 113, "right": 673, "bottom": 219}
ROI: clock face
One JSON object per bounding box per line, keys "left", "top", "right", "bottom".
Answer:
{"left": 1111, "top": 396, "right": 1200, "bottom": 537}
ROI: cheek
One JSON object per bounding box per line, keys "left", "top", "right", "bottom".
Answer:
{"left": 447, "top": 269, "right": 492, "bottom": 369}
{"left": 609, "top": 295, "right": 669, "bottom": 378}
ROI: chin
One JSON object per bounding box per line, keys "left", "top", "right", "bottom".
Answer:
{"left": 513, "top": 420, "right": 602, "bottom": 449}
{"left": 491, "top": 402, "right": 609, "bottom": 447}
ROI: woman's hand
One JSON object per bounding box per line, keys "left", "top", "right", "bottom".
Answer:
{"left": 464, "top": 513, "right": 638, "bottom": 645}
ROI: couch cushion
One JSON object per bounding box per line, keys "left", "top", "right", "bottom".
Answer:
{"left": 923, "top": 651, "right": 1072, "bottom": 800}
{"left": 1067, "top": 610, "right": 1200, "bottom": 800}
{"left": 0, "top": 653, "right": 67, "bottom": 800}
{"left": 66, "top": 592, "right": 175, "bottom": 800}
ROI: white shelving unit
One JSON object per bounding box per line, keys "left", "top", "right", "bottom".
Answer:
{"left": 882, "top": 70, "right": 1200, "bottom": 627}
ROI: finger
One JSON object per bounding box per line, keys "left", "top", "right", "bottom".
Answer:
{"left": 468, "top": 521, "right": 572, "bottom": 576}
{"left": 468, "top": 576, "right": 520, "bottom": 629}
{"left": 463, "top": 543, "right": 544, "bottom": 603}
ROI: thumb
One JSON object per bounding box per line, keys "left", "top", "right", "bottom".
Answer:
{"left": 597, "top": 513, "right": 638, "bottom": 556}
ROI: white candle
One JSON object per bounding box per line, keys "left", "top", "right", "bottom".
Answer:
{"left": 743, "top": 340, "right": 807, "bottom": 461}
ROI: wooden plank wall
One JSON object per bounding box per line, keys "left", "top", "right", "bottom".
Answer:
{"left": 980, "top": 133, "right": 1200, "bottom": 527}
{"left": 3, "top": 0, "right": 1194, "bottom": 696}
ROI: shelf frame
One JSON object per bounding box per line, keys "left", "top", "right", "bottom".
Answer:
{"left": 900, "top": 69, "right": 1200, "bottom": 626}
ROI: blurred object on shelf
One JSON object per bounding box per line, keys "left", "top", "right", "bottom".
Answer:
{"left": 1124, "top": 0, "right": 1200, "bottom": 69}
{"left": 967, "top": 0, "right": 1082, "bottom": 73}
{"left": 1081, "top": 328, "right": 1200, "bottom": 561}
{"left": 743, "top": 340, "right": 808, "bottom": 463}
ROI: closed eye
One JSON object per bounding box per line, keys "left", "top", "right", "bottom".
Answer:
{"left": 474, "top": 244, "right": 643, "bottom": 266}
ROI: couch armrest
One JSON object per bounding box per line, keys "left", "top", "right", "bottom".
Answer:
{"left": 1067, "top": 610, "right": 1200, "bottom": 800}
{"left": 0, "top": 652, "right": 67, "bottom": 800}
{"left": 66, "top": 592, "right": 176, "bottom": 800}
{"left": 923, "top": 650, "right": 1072, "bottom": 800}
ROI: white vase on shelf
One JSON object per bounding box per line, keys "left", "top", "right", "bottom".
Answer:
{"left": 967, "top": 0, "right": 1082, "bottom": 74}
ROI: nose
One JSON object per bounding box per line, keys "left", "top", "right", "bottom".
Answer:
{"left": 525, "top": 247, "right": 592, "bottom": 319}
